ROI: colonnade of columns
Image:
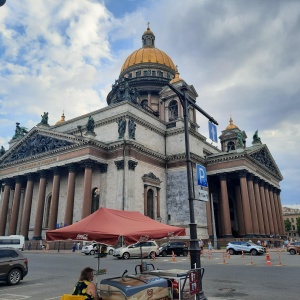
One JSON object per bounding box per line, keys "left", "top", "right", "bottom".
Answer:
{"left": 0, "top": 159, "right": 107, "bottom": 240}
{"left": 207, "top": 170, "right": 284, "bottom": 238}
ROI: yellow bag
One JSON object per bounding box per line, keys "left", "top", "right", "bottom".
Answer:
{"left": 60, "top": 294, "right": 86, "bottom": 300}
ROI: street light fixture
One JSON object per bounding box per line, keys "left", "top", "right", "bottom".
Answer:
{"left": 167, "top": 83, "right": 218, "bottom": 300}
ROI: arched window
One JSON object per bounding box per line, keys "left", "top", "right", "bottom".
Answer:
{"left": 227, "top": 141, "right": 235, "bottom": 152}
{"left": 43, "top": 193, "right": 52, "bottom": 228}
{"left": 168, "top": 100, "right": 178, "bottom": 121}
{"left": 147, "top": 189, "right": 154, "bottom": 219}
{"left": 91, "top": 188, "right": 100, "bottom": 214}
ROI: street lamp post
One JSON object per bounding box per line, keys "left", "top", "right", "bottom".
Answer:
{"left": 167, "top": 83, "right": 218, "bottom": 300}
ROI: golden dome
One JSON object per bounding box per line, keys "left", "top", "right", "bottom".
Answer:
{"left": 121, "top": 25, "right": 176, "bottom": 74}
{"left": 121, "top": 47, "right": 176, "bottom": 73}
{"left": 169, "top": 67, "right": 183, "bottom": 84}
{"left": 55, "top": 112, "right": 65, "bottom": 125}
{"left": 226, "top": 116, "right": 238, "bottom": 130}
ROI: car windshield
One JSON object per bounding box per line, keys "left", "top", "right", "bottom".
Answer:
{"left": 160, "top": 243, "right": 168, "bottom": 247}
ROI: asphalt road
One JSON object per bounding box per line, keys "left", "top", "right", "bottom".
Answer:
{"left": 0, "top": 249, "right": 298, "bottom": 300}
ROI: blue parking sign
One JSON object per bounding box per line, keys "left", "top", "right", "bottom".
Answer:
{"left": 196, "top": 164, "right": 208, "bottom": 188}
{"left": 208, "top": 122, "right": 218, "bottom": 143}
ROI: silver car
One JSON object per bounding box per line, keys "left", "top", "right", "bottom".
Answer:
{"left": 226, "top": 241, "right": 266, "bottom": 255}
{"left": 113, "top": 241, "right": 159, "bottom": 260}
{"left": 81, "top": 243, "right": 114, "bottom": 255}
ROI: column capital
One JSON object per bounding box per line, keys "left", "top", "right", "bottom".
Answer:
{"left": 67, "top": 163, "right": 78, "bottom": 173}
{"left": 82, "top": 159, "right": 95, "bottom": 169}
{"left": 51, "top": 167, "right": 61, "bottom": 176}
{"left": 268, "top": 185, "right": 274, "bottom": 192}
{"left": 14, "top": 175, "right": 25, "bottom": 184}
{"left": 258, "top": 179, "right": 265, "bottom": 187}
{"left": 3, "top": 178, "right": 13, "bottom": 186}
{"left": 253, "top": 176, "right": 260, "bottom": 184}
{"left": 246, "top": 173, "right": 254, "bottom": 181}
{"left": 144, "top": 184, "right": 148, "bottom": 188}
{"left": 27, "top": 173, "right": 35, "bottom": 181}
{"left": 128, "top": 160, "right": 138, "bottom": 170}
{"left": 99, "top": 163, "right": 108, "bottom": 173}
{"left": 237, "top": 169, "right": 248, "bottom": 178}
{"left": 218, "top": 173, "right": 228, "bottom": 180}
{"left": 38, "top": 170, "right": 48, "bottom": 178}
{"left": 115, "top": 160, "right": 124, "bottom": 170}
{"left": 264, "top": 182, "right": 269, "bottom": 189}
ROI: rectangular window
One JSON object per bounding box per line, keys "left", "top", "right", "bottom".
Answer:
{"left": 152, "top": 71, "right": 156, "bottom": 76}
{"left": 143, "top": 70, "right": 147, "bottom": 76}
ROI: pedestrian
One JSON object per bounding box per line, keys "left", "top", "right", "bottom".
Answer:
{"left": 257, "top": 240, "right": 261, "bottom": 246}
{"left": 198, "top": 239, "right": 204, "bottom": 251}
{"left": 39, "top": 239, "right": 43, "bottom": 250}
{"left": 72, "top": 267, "right": 97, "bottom": 299}
{"left": 77, "top": 242, "right": 81, "bottom": 252}
{"left": 46, "top": 242, "right": 49, "bottom": 252}
{"left": 208, "top": 241, "right": 212, "bottom": 251}
{"left": 27, "top": 241, "right": 32, "bottom": 250}
{"left": 72, "top": 243, "right": 76, "bottom": 252}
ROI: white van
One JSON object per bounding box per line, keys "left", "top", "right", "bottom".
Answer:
{"left": 0, "top": 235, "right": 25, "bottom": 251}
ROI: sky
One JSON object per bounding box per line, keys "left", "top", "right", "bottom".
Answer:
{"left": 0, "top": 0, "right": 299, "bottom": 207}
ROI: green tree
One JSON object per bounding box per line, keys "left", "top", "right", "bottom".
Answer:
{"left": 296, "top": 217, "right": 300, "bottom": 235}
{"left": 284, "top": 218, "right": 292, "bottom": 232}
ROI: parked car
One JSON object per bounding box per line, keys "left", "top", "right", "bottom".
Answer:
{"left": 159, "top": 241, "right": 188, "bottom": 257}
{"left": 113, "top": 241, "right": 159, "bottom": 259}
{"left": 287, "top": 241, "right": 300, "bottom": 255}
{"left": 0, "top": 248, "right": 28, "bottom": 285}
{"left": 81, "top": 243, "right": 114, "bottom": 255}
{"left": 226, "top": 241, "right": 266, "bottom": 255}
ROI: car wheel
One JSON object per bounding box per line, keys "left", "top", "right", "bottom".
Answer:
{"left": 90, "top": 250, "right": 95, "bottom": 255}
{"left": 251, "top": 249, "right": 258, "bottom": 256}
{"left": 108, "top": 249, "right": 113, "bottom": 255}
{"left": 183, "top": 250, "right": 188, "bottom": 257}
{"left": 290, "top": 249, "right": 296, "bottom": 255}
{"left": 6, "top": 268, "right": 22, "bottom": 285}
{"left": 149, "top": 251, "right": 156, "bottom": 258}
{"left": 229, "top": 249, "right": 235, "bottom": 255}
{"left": 123, "top": 252, "right": 130, "bottom": 259}
{"left": 161, "top": 250, "right": 167, "bottom": 257}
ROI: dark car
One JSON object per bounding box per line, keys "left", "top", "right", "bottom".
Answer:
{"left": 0, "top": 248, "right": 28, "bottom": 285}
{"left": 159, "top": 242, "right": 188, "bottom": 257}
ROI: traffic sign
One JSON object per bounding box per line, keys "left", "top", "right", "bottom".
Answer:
{"left": 196, "top": 164, "right": 208, "bottom": 188}
{"left": 208, "top": 121, "right": 218, "bottom": 143}
{"left": 198, "top": 188, "right": 209, "bottom": 201}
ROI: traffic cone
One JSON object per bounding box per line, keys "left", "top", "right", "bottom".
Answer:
{"left": 171, "top": 251, "right": 176, "bottom": 262}
{"left": 227, "top": 250, "right": 230, "bottom": 259}
{"left": 266, "top": 252, "right": 272, "bottom": 265}
{"left": 241, "top": 250, "right": 244, "bottom": 258}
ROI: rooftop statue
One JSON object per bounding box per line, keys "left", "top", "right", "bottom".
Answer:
{"left": 40, "top": 112, "right": 49, "bottom": 125}
{"left": 253, "top": 130, "right": 261, "bottom": 144}
{"left": 12, "top": 122, "right": 28, "bottom": 140}
{"left": 237, "top": 131, "right": 244, "bottom": 148}
{"left": 86, "top": 116, "right": 95, "bottom": 133}
{"left": 0, "top": 146, "right": 5, "bottom": 156}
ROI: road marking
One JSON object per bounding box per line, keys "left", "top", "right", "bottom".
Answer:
{"left": 0, "top": 294, "right": 30, "bottom": 300}
{"left": 0, "top": 283, "right": 44, "bottom": 290}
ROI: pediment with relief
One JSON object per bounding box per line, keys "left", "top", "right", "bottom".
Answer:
{"left": 249, "top": 146, "right": 283, "bottom": 179}
{"left": 0, "top": 131, "right": 78, "bottom": 166}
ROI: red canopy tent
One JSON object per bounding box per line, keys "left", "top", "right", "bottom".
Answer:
{"left": 46, "top": 207, "right": 186, "bottom": 245}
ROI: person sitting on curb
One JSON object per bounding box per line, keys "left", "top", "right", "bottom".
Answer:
{"left": 72, "top": 267, "right": 97, "bottom": 299}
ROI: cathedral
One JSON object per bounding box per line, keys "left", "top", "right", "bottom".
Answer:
{"left": 0, "top": 26, "right": 284, "bottom": 242}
